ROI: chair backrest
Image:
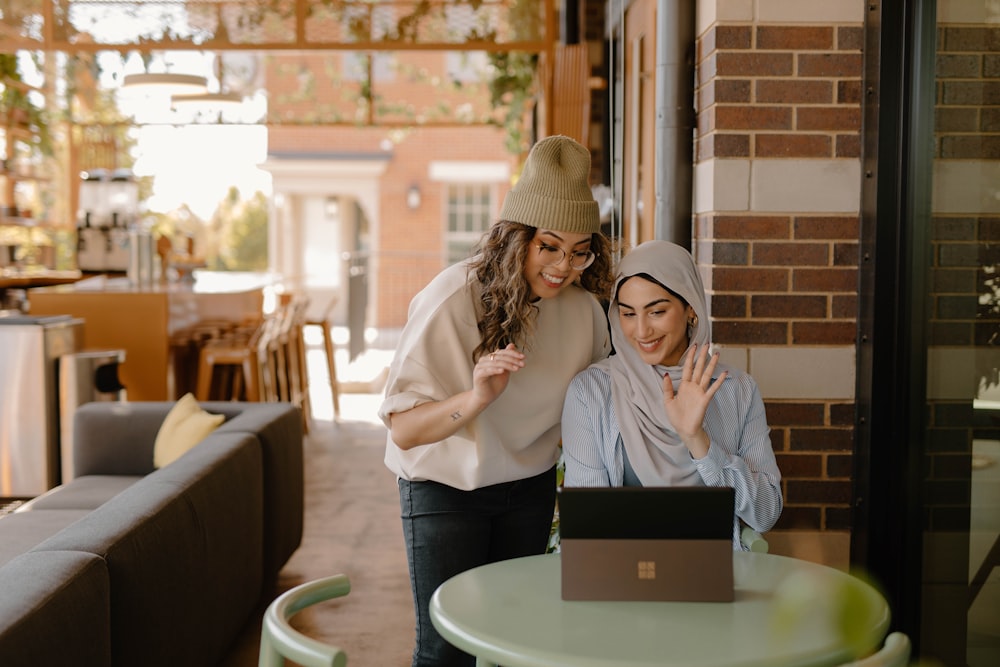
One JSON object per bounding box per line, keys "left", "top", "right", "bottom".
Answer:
{"left": 258, "top": 574, "right": 351, "bottom": 667}
{"left": 839, "top": 632, "right": 912, "bottom": 667}
{"left": 740, "top": 526, "right": 769, "bottom": 553}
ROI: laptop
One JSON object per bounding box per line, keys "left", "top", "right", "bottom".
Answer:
{"left": 558, "top": 486, "right": 735, "bottom": 602}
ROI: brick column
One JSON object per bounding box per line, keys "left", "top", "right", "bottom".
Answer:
{"left": 694, "top": 0, "right": 865, "bottom": 552}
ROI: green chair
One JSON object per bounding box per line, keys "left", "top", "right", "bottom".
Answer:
{"left": 740, "top": 525, "right": 769, "bottom": 552}
{"left": 258, "top": 574, "right": 351, "bottom": 667}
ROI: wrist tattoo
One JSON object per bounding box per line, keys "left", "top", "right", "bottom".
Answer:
{"left": 450, "top": 411, "right": 462, "bottom": 421}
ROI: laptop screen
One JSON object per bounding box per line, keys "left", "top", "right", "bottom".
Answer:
{"left": 558, "top": 486, "right": 735, "bottom": 540}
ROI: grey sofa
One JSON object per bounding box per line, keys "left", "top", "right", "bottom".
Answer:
{"left": 0, "top": 400, "right": 304, "bottom": 667}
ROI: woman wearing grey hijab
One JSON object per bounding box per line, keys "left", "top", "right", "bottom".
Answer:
{"left": 561, "top": 240, "right": 782, "bottom": 548}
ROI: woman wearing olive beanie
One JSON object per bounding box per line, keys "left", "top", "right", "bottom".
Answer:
{"left": 379, "top": 135, "right": 614, "bottom": 667}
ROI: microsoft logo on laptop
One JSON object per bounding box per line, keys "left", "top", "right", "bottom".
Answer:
{"left": 637, "top": 560, "right": 656, "bottom": 580}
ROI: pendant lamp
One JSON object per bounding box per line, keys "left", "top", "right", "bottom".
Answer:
{"left": 121, "top": 72, "right": 209, "bottom": 96}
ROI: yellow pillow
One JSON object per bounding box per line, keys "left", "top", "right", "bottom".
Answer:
{"left": 153, "top": 393, "right": 225, "bottom": 468}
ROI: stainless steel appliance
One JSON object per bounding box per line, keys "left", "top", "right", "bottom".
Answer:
{"left": 76, "top": 168, "right": 135, "bottom": 273}
{"left": 0, "top": 314, "right": 83, "bottom": 496}
{"left": 58, "top": 348, "right": 126, "bottom": 483}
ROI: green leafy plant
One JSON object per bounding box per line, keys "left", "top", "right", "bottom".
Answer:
{"left": 0, "top": 52, "right": 53, "bottom": 157}
{"left": 487, "top": 51, "right": 537, "bottom": 156}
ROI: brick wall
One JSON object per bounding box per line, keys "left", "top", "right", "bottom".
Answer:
{"left": 695, "top": 24, "right": 862, "bottom": 160}
{"left": 695, "top": 14, "right": 864, "bottom": 533}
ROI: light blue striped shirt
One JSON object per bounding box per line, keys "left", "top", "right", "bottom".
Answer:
{"left": 561, "top": 364, "right": 783, "bottom": 550}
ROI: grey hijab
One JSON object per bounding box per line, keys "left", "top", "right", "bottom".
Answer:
{"left": 592, "top": 240, "right": 713, "bottom": 486}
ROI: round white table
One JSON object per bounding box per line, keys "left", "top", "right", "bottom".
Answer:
{"left": 430, "top": 552, "right": 891, "bottom": 667}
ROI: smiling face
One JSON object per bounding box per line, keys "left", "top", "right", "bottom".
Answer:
{"left": 616, "top": 275, "right": 696, "bottom": 367}
{"left": 522, "top": 229, "right": 595, "bottom": 299}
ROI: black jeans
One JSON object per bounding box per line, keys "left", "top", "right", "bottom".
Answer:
{"left": 398, "top": 465, "right": 557, "bottom": 667}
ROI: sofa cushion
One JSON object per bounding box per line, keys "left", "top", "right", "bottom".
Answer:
{"left": 153, "top": 392, "right": 225, "bottom": 468}
{"left": 32, "top": 431, "right": 264, "bottom": 667}
{"left": 16, "top": 475, "right": 143, "bottom": 511}
{"left": 0, "top": 510, "right": 92, "bottom": 568}
{"left": 0, "top": 550, "right": 111, "bottom": 667}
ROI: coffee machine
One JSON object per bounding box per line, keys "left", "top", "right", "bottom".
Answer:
{"left": 76, "top": 168, "right": 136, "bottom": 273}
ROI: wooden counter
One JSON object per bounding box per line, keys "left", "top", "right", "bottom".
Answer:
{"left": 0, "top": 270, "right": 83, "bottom": 289}
{"left": 1, "top": 270, "right": 83, "bottom": 310}
{"left": 27, "top": 272, "right": 276, "bottom": 400}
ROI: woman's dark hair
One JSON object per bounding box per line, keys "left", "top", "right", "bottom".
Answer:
{"left": 467, "top": 221, "right": 615, "bottom": 361}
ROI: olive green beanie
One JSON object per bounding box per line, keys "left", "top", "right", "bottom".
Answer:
{"left": 498, "top": 135, "right": 600, "bottom": 234}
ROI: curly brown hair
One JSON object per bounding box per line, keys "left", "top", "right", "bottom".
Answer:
{"left": 467, "top": 221, "right": 614, "bottom": 362}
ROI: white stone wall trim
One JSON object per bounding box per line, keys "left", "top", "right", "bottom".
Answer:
{"left": 428, "top": 161, "right": 510, "bottom": 182}
{"left": 697, "top": 0, "right": 864, "bottom": 35}
{"left": 725, "top": 345, "right": 859, "bottom": 399}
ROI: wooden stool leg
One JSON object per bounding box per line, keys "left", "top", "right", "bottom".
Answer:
{"left": 322, "top": 322, "right": 341, "bottom": 419}
{"left": 290, "top": 320, "right": 310, "bottom": 433}
{"left": 196, "top": 349, "right": 215, "bottom": 401}
{"left": 273, "top": 309, "right": 291, "bottom": 403}
{"left": 242, "top": 356, "right": 260, "bottom": 401}
{"left": 296, "top": 329, "right": 312, "bottom": 425}
{"left": 229, "top": 366, "right": 244, "bottom": 401}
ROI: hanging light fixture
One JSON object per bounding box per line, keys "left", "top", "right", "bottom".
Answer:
{"left": 170, "top": 90, "right": 244, "bottom": 112}
{"left": 121, "top": 72, "right": 209, "bottom": 96}
{"left": 170, "top": 52, "right": 245, "bottom": 114}
{"left": 170, "top": 93, "right": 243, "bottom": 111}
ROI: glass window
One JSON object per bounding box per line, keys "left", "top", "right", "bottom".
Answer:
{"left": 341, "top": 3, "right": 396, "bottom": 81}
{"left": 343, "top": 52, "right": 395, "bottom": 82}
{"left": 446, "top": 50, "right": 489, "bottom": 84}
{"left": 445, "top": 183, "right": 494, "bottom": 264}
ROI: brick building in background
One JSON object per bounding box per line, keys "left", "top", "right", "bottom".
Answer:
{"left": 263, "top": 49, "right": 517, "bottom": 335}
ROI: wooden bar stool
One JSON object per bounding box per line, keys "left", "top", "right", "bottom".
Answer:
{"left": 194, "top": 317, "right": 273, "bottom": 402}
{"left": 305, "top": 295, "right": 341, "bottom": 420}
{"left": 169, "top": 320, "right": 243, "bottom": 398}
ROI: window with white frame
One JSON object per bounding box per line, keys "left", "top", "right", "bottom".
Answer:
{"left": 446, "top": 182, "right": 495, "bottom": 264}
{"left": 432, "top": 160, "right": 510, "bottom": 265}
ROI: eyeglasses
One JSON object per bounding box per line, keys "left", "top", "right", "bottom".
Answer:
{"left": 533, "top": 243, "right": 597, "bottom": 270}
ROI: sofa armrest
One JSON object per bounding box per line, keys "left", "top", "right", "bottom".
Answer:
{"left": 72, "top": 402, "right": 176, "bottom": 476}
{"left": 0, "top": 551, "right": 112, "bottom": 667}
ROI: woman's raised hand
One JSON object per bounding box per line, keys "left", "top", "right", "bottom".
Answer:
{"left": 662, "top": 343, "right": 727, "bottom": 458}
{"left": 472, "top": 343, "right": 525, "bottom": 406}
